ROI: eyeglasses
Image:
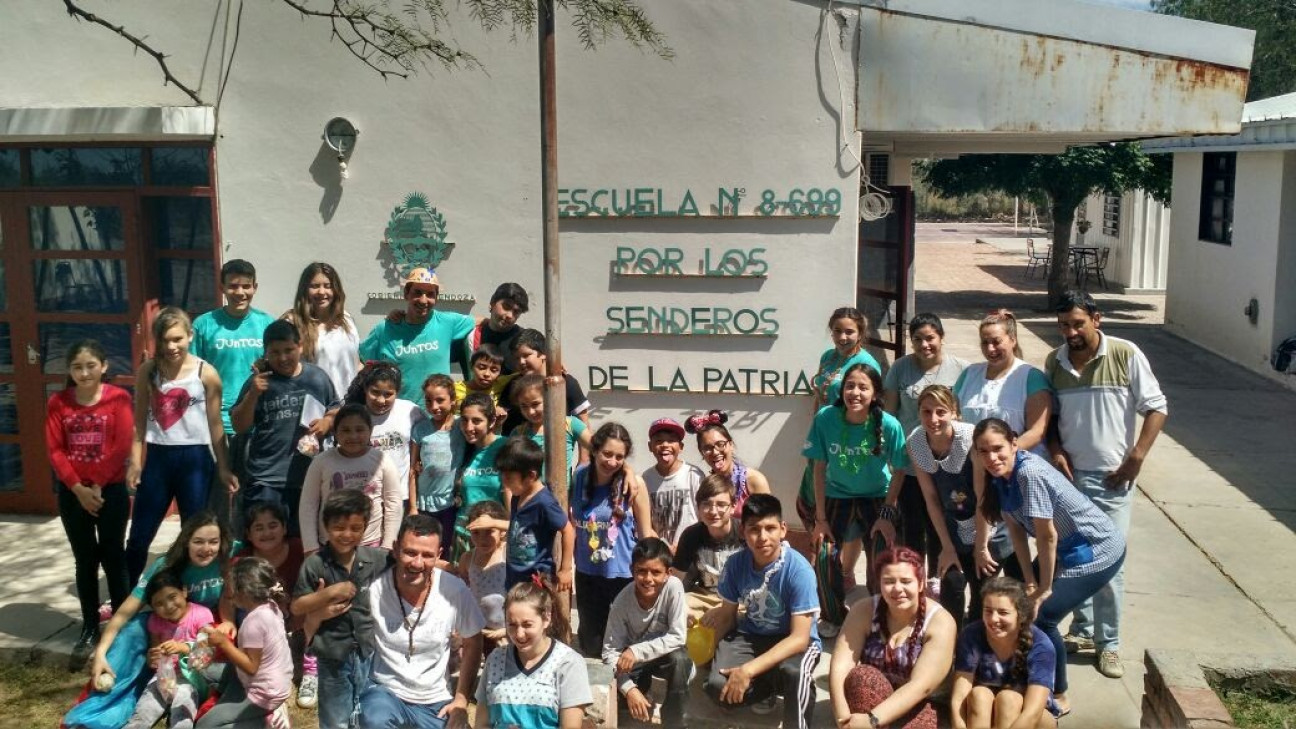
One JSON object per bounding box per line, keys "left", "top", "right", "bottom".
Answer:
{"left": 699, "top": 499, "right": 733, "bottom": 512}
{"left": 700, "top": 440, "right": 731, "bottom": 454}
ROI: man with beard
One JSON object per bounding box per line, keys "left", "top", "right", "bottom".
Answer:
{"left": 1045, "top": 289, "right": 1167, "bottom": 681}
{"left": 358, "top": 514, "right": 485, "bottom": 729}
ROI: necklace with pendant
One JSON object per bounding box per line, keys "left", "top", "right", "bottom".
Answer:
{"left": 394, "top": 571, "right": 432, "bottom": 661}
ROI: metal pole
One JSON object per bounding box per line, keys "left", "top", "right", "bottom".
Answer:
{"left": 538, "top": 0, "right": 570, "bottom": 627}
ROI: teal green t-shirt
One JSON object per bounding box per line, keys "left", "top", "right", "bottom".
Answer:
{"left": 359, "top": 311, "right": 476, "bottom": 401}
{"left": 455, "top": 436, "right": 506, "bottom": 540}
{"left": 192, "top": 307, "right": 276, "bottom": 433}
{"left": 131, "top": 555, "right": 225, "bottom": 611}
{"left": 801, "top": 405, "right": 909, "bottom": 498}
{"left": 511, "top": 416, "right": 587, "bottom": 481}
{"left": 813, "top": 348, "right": 882, "bottom": 406}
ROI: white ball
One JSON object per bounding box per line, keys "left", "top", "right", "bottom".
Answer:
{"left": 94, "top": 672, "right": 115, "bottom": 692}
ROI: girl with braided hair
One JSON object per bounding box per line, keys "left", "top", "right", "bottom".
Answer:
{"left": 803, "top": 363, "right": 909, "bottom": 601}
{"left": 571, "top": 422, "right": 656, "bottom": 656}
{"left": 686, "top": 409, "right": 770, "bottom": 518}
{"left": 950, "top": 576, "right": 1061, "bottom": 728}
{"left": 829, "top": 547, "right": 956, "bottom": 729}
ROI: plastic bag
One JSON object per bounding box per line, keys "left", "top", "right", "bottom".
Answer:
{"left": 155, "top": 657, "right": 177, "bottom": 702}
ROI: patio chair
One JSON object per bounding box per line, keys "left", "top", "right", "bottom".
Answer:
{"left": 1025, "top": 238, "right": 1051, "bottom": 279}
{"left": 1082, "top": 247, "right": 1111, "bottom": 290}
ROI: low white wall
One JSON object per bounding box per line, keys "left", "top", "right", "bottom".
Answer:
{"left": 1077, "top": 190, "right": 1168, "bottom": 292}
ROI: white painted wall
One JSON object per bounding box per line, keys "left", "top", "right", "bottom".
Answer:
{"left": 0, "top": 0, "right": 865, "bottom": 501}
{"left": 1274, "top": 152, "right": 1296, "bottom": 354}
{"left": 1165, "top": 151, "right": 1285, "bottom": 377}
{"left": 1078, "top": 190, "right": 1169, "bottom": 292}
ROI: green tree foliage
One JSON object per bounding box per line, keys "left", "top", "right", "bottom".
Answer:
{"left": 1152, "top": 0, "right": 1296, "bottom": 101}
{"left": 918, "top": 143, "right": 1166, "bottom": 307}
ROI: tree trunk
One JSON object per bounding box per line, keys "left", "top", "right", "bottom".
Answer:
{"left": 1046, "top": 199, "right": 1077, "bottom": 310}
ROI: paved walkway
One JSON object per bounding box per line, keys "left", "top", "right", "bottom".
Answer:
{"left": 3, "top": 223, "right": 1294, "bottom": 728}
{"left": 913, "top": 222, "right": 1296, "bottom": 728}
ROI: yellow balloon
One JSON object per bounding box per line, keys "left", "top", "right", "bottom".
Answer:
{"left": 687, "top": 623, "right": 716, "bottom": 666}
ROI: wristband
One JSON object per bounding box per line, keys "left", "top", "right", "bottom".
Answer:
{"left": 867, "top": 711, "right": 881, "bottom": 729}
{"left": 877, "top": 504, "right": 900, "bottom": 524}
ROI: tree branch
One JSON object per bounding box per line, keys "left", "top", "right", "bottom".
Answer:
{"left": 279, "top": 0, "right": 477, "bottom": 78}
{"left": 62, "top": 0, "right": 204, "bottom": 105}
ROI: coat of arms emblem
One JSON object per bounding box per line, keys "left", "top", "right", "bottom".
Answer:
{"left": 384, "top": 192, "right": 454, "bottom": 276}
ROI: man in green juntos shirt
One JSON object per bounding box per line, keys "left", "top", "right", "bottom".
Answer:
{"left": 191, "top": 259, "right": 275, "bottom": 524}
{"left": 360, "top": 267, "right": 476, "bottom": 402}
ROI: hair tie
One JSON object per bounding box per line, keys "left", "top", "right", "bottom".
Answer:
{"left": 531, "top": 572, "right": 546, "bottom": 590}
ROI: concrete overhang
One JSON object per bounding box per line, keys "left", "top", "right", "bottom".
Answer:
{"left": 850, "top": 0, "right": 1255, "bottom": 156}
{"left": 0, "top": 106, "right": 215, "bottom": 142}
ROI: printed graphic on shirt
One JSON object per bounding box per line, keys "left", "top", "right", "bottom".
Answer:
{"left": 509, "top": 522, "right": 539, "bottom": 565}
{"left": 152, "top": 389, "right": 199, "bottom": 430}
{"left": 742, "top": 583, "right": 787, "bottom": 632}
{"left": 64, "top": 412, "right": 109, "bottom": 463}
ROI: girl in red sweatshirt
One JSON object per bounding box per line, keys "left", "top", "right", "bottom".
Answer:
{"left": 45, "top": 339, "right": 134, "bottom": 664}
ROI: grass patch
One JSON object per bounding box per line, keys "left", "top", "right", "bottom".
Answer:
{"left": 1211, "top": 675, "right": 1296, "bottom": 729}
{"left": 0, "top": 661, "right": 89, "bottom": 728}
{"left": 0, "top": 661, "right": 489, "bottom": 729}
{"left": 0, "top": 661, "right": 326, "bottom": 728}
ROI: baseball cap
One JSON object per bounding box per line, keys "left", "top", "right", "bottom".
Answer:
{"left": 648, "top": 418, "right": 686, "bottom": 440}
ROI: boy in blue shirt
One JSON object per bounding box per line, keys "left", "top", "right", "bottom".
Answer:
{"left": 492, "top": 437, "right": 575, "bottom": 592}
{"left": 702, "top": 494, "right": 821, "bottom": 729}
{"left": 191, "top": 259, "right": 275, "bottom": 526}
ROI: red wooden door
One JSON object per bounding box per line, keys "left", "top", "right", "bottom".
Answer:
{"left": 0, "top": 192, "right": 146, "bottom": 513}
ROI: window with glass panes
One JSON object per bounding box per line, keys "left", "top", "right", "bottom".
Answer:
{"left": 1198, "top": 152, "right": 1235, "bottom": 246}
{"left": 2, "top": 145, "right": 219, "bottom": 315}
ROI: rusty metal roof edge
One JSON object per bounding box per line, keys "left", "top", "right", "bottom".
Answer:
{"left": 846, "top": 0, "right": 1254, "bottom": 71}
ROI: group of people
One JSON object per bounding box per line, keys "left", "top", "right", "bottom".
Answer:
{"left": 48, "top": 253, "right": 1166, "bottom": 729}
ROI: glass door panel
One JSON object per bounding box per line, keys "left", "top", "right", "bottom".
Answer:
{"left": 0, "top": 192, "right": 144, "bottom": 512}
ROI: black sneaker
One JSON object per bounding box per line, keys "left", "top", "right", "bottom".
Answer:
{"left": 70, "top": 623, "right": 98, "bottom": 669}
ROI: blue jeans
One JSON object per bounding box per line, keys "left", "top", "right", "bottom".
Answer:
{"left": 358, "top": 684, "right": 450, "bottom": 729}
{"left": 318, "top": 653, "right": 373, "bottom": 729}
{"left": 1035, "top": 551, "right": 1126, "bottom": 695}
{"left": 126, "top": 443, "right": 214, "bottom": 584}
{"left": 1067, "top": 470, "right": 1133, "bottom": 651}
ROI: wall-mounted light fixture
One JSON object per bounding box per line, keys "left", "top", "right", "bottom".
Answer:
{"left": 323, "top": 117, "right": 359, "bottom": 181}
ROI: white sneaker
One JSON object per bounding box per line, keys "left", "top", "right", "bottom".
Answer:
{"left": 750, "top": 695, "right": 778, "bottom": 715}
{"left": 296, "top": 673, "right": 318, "bottom": 708}
{"left": 267, "top": 704, "right": 292, "bottom": 729}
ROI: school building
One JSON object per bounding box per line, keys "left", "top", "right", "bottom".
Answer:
{"left": 0, "top": 0, "right": 1252, "bottom": 513}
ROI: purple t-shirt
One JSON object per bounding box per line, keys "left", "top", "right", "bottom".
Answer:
{"left": 236, "top": 602, "right": 293, "bottom": 710}
{"left": 955, "top": 622, "right": 1056, "bottom": 693}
